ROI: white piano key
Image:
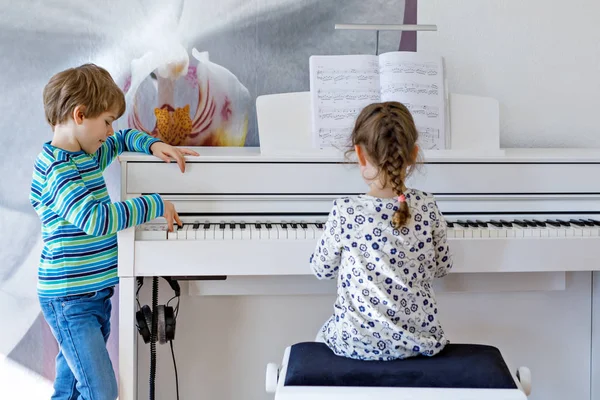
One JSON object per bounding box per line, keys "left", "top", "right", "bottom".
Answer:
{"left": 233, "top": 224, "right": 243, "bottom": 240}
{"left": 167, "top": 225, "right": 178, "bottom": 240}
{"left": 215, "top": 224, "right": 226, "bottom": 240}
{"left": 250, "top": 224, "right": 262, "bottom": 240}
{"left": 204, "top": 224, "right": 216, "bottom": 240}
{"left": 224, "top": 224, "right": 235, "bottom": 240}
{"left": 307, "top": 224, "right": 318, "bottom": 240}
{"left": 185, "top": 225, "right": 195, "bottom": 240}
{"left": 262, "top": 224, "right": 274, "bottom": 239}
{"left": 238, "top": 224, "right": 251, "bottom": 240}
{"left": 274, "top": 224, "right": 286, "bottom": 239}
{"left": 288, "top": 224, "right": 299, "bottom": 239}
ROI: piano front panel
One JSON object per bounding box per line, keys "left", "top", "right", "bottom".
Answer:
{"left": 126, "top": 161, "right": 600, "bottom": 195}
{"left": 126, "top": 162, "right": 365, "bottom": 194}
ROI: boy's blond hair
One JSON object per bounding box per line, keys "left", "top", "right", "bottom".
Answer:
{"left": 43, "top": 63, "right": 126, "bottom": 127}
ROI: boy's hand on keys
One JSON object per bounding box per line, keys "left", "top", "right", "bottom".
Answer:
{"left": 163, "top": 200, "right": 182, "bottom": 232}
{"left": 150, "top": 142, "right": 199, "bottom": 173}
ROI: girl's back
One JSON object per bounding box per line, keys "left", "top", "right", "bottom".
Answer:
{"left": 309, "top": 101, "right": 453, "bottom": 361}
{"left": 311, "top": 189, "right": 451, "bottom": 361}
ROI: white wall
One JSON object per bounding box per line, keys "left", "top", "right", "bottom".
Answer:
{"left": 418, "top": 0, "right": 600, "bottom": 148}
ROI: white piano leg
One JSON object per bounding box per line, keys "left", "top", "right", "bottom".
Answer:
{"left": 119, "top": 277, "right": 137, "bottom": 400}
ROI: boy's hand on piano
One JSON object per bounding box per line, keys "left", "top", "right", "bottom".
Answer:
{"left": 150, "top": 142, "right": 199, "bottom": 173}
{"left": 163, "top": 200, "right": 182, "bottom": 232}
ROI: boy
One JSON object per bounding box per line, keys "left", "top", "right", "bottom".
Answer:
{"left": 29, "top": 63, "right": 198, "bottom": 400}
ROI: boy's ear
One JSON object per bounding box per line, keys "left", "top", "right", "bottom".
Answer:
{"left": 72, "top": 105, "right": 86, "bottom": 125}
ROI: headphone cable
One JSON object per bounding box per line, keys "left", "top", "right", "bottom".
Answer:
{"left": 170, "top": 340, "right": 180, "bottom": 400}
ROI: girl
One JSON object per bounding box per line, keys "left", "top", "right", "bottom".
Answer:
{"left": 310, "top": 101, "right": 452, "bottom": 361}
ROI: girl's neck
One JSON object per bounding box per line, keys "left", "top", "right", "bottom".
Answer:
{"left": 366, "top": 183, "right": 405, "bottom": 199}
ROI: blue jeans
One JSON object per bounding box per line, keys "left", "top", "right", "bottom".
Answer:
{"left": 39, "top": 287, "right": 118, "bottom": 400}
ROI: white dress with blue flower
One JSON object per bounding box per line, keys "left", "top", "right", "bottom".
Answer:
{"left": 310, "top": 189, "right": 453, "bottom": 361}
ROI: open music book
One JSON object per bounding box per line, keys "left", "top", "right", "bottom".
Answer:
{"left": 309, "top": 52, "right": 446, "bottom": 150}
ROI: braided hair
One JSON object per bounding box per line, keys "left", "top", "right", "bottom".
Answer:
{"left": 348, "top": 102, "right": 420, "bottom": 229}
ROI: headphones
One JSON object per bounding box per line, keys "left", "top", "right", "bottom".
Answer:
{"left": 135, "top": 276, "right": 181, "bottom": 344}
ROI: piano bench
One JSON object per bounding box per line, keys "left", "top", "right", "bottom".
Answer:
{"left": 265, "top": 342, "right": 531, "bottom": 400}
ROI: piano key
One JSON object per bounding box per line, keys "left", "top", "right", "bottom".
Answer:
{"left": 475, "top": 220, "right": 489, "bottom": 227}
{"left": 576, "top": 219, "right": 595, "bottom": 236}
{"left": 176, "top": 224, "right": 187, "bottom": 240}
{"left": 249, "top": 224, "right": 260, "bottom": 240}
{"left": 224, "top": 224, "right": 236, "bottom": 240}
{"left": 192, "top": 223, "right": 200, "bottom": 229}
{"left": 306, "top": 224, "right": 318, "bottom": 240}
{"left": 232, "top": 224, "right": 243, "bottom": 240}
{"left": 204, "top": 224, "right": 216, "bottom": 240}
{"left": 315, "top": 223, "right": 324, "bottom": 229}
{"left": 521, "top": 220, "right": 539, "bottom": 237}
{"left": 240, "top": 223, "right": 251, "bottom": 240}
{"left": 167, "top": 225, "right": 178, "bottom": 240}
{"left": 545, "top": 220, "right": 561, "bottom": 227}
{"left": 185, "top": 225, "right": 195, "bottom": 240}
{"left": 289, "top": 223, "right": 299, "bottom": 239}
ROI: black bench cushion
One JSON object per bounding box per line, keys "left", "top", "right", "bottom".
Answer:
{"left": 284, "top": 342, "right": 517, "bottom": 389}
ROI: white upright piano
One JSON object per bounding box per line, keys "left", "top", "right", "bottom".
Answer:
{"left": 118, "top": 147, "right": 600, "bottom": 400}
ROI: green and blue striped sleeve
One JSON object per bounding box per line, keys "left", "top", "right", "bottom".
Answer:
{"left": 95, "top": 128, "right": 162, "bottom": 171}
{"left": 42, "top": 160, "right": 164, "bottom": 236}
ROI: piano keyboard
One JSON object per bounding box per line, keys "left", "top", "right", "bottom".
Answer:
{"left": 136, "top": 218, "right": 600, "bottom": 240}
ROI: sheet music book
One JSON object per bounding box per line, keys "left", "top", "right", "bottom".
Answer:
{"left": 309, "top": 52, "right": 446, "bottom": 150}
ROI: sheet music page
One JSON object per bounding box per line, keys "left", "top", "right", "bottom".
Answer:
{"left": 309, "top": 55, "right": 381, "bottom": 148}
{"left": 378, "top": 52, "right": 446, "bottom": 149}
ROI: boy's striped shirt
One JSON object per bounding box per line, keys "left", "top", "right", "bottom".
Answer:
{"left": 30, "top": 129, "right": 164, "bottom": 298}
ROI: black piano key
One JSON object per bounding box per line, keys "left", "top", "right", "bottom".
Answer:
{"left": 265, "top": 223, "right": 273, "bottom": 229}
{"left": 578, "top": 219, "right": 594, "bottom": 226}
{"left": 315, "top": 223, "right": 324, "bottom": 229}
{"left": 569, "top": 219, "right": 586, "bottom": 227}
{"left": 475, "top": 220, "right": 488, "bottom": 227}
{"left": 523, "top": 220, "right": 538, "bottom": 227}
{"left": 513, "top": 220, "right": 528, "bottom": 228}
{"left": 466, "top": 220, "right": 480, "bottom": 228}
{"left": 203, "top": 223, "right": 210, "bottom": 229}
{"left": 192, "top": 223, "right": 199, "bottom": 229}
{"left": 499, "top": 220, "right": 513, "bottom": 227}
{"left": 300, "top": 223, "right": 308, "bottom": 229}
{"left": 255, "top": 223, "right": 263, "bottom": 229}
{"left": 281, "top": 223, "right": 288, "bottom": 229}
{"left": 290, "top": 223, "right": 298, "bottom": 229}
{"left": 446, "top": 221, "right": 454, "bottom": 228}
{"left": 219, "top": 223, "right": 226, "bottom": 230}
{"left": 229, "top": 223, "right": 236, "bottom": 229}
{"left": 587, "top": 219, "right": 600, "bottom": 226}
{"left": 240, "top": 223, "right": 247, "bottom": 229}
{"left": 557, "top": 220, "right": 571, "bottom": 227}
{"left": 532, "top": 220, "right": 546, "bottom": 227}
{"left": 456, "top": 220, "right": 469, "bottom": 228}
{"left": 545, "top": 220, "right": 561, "bottom": 227}
{"left": 489, "top": 220, "right": 503, "bottom": 228}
